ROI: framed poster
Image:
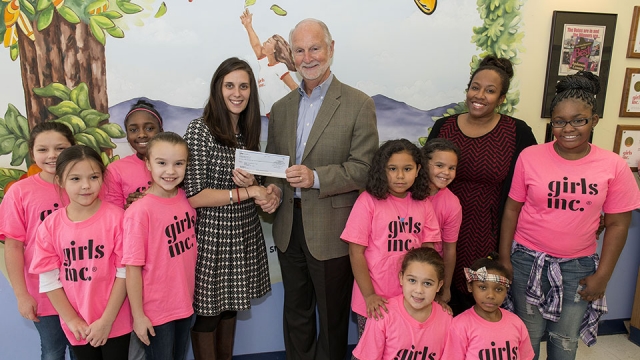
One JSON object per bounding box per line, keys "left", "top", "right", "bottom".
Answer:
{"left": 613, "top": 125, "right": 640, "bottom": 171}
{"left": 541, "top": 11, "right": 617, "bottom": 118}
{"left": 627, "top": 6, "right": 640, "bottom": 58}
{"left": 620, "top": 68, "right": 640, "bottom": 117}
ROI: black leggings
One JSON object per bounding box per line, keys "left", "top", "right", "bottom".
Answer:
{"left": 191, "top": 311, "right": 237, "bottom": 332}
{"left": 71, "top": 333, "right": 130, "bottom": 360}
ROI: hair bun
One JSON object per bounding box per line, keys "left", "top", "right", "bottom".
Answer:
{"left": 479, "top": 55, "right": 514, "bottom": 79}
{"left": 132, "top": 99, "right": 155, "bottom": 108}
{"left": 555, "top": 71, "right": 600, "bottom": 95}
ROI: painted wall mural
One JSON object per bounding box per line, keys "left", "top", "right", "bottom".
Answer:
{"left": 0, "top": 0, "right": 527, "bottom": 356}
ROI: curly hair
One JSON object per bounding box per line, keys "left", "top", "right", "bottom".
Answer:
{"left": 271, "top": 34, "right": 296, "bottom": 72}
{"left": 549, "top": 71, "right": 600, "bottom": 115}
{"left": 366, "top": 139, "right": 429, "bottom": 200}
{"left": 468, "top": 252, "right": 509, "bottom": 279}
{"left": 400, "top": 247, "right": 444, "bottom": 283}
{"left": 467, "top": 55, "right": 514, "bottom": 97}
{"left": 202, "top": 57, "right": 261, "bottom": 151}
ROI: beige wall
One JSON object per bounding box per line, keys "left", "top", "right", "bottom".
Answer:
{"left": 517, "top": 0, "right": 638, "bottom": 150}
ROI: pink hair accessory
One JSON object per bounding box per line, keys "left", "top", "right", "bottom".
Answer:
{"left": 464, "top": 267, "right": 510, "bottom": 288}
{"left": 125, "top": 108, "right": 163, "bottom": 127}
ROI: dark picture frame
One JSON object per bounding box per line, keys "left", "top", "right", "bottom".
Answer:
{"left": 619, "top": 68, "right": 640, "bottom": 117}
{"left": 613, "top": 125, "right": 640, "bottom": 171}
{"left": 627, "top": 6, "right": 640, "bottom": 58}
{"left": 541, "top": 11, "right": 617, "bottom": 118}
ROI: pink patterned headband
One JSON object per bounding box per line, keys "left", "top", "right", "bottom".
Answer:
{"left": 464, "top": 267, "right": 510, "bottom": 288}
{"left": 125, "top": 108, "right": 163, "bottom": 127}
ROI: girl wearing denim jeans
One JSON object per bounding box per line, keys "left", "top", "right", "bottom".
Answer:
{"left": 499, "top": 71, "right": 640, "bottom": 360}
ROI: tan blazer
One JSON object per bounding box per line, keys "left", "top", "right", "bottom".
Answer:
{"left": 265, "top": 77, "right": 379, "bottom": 261}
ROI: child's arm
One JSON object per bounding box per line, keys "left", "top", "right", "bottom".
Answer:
{"left": 578, "top": 211, "right": 631, "bottom": 302}
{"left": 351, "top": 314, "right": 386, "bottom": 360}
{"left": 440, "top": 241, "right": 456, "bottom": 304}
{"left": 126, "top": 265, "right": 155, "bottom": 345}
{"left": 498, "top": 197, "right": 523, "bottom": 279}
{"left": 46, "top": 288, "right": 89, "bottom": 341}
{"left": 240, "top": 9, "right": 264, "bottom": 59}
{"left": 349, "top": 243, "right": 388, "bottom": 320}
{"left": 4, "top": 238, "right": 39, "bottom": 321}
{"left": 282, "top": 73, "right": 298, "bottom": 90}
{"left": 125, "top": 192, "right": 146, "bottom": 210}
{"left": 85, "top": 276, "right": 127, "bottom": 347}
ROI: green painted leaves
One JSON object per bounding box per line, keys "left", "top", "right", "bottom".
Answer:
{"left": 270, "top": 4, "right": 287, "bottom": 16}
{"left": 116, "top": 0, "right": 143, "bottom": 15}
{"left": 0, "top": 104, "right": 30, "bottom": 166}
{"left": 155, "top": 2, "right": 167, "bottom": 18}
{"left": 33, "top": 82, "right": 126, "bottom": 160}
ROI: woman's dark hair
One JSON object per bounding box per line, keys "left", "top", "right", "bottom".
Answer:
{"left": 467, "top": 55, "right": 514, "bottom": 97}
{"left": 271, "top": 34, "right": 296, "bottom": 72}
{"left": 28, "top": 121, "right": 76, "bottom": 156}
{"left": 146, "top": 132, "right": 190, "bottom": 161}
{"left": 549, "top": 71, "right": 600, "bottom": 115}
{"left": 422, "top": 138, "right": 460, "bottom": 162}
{"left": 400, "top": 247, "right": 444, "bottom": 282}
{"left": 469, "top": 252, "right": 509, "bottom": 279}
{"left": 366, "top": 139, "right": 429, "bottom": 200}
{"left": 124, "top": 99, "right": 164, "bottom": 129}
{"left": 55, "top": 145, "right": 106, "bottom": 185}
{"left": 202, "top": 57, "right": 261, "bottom": 151}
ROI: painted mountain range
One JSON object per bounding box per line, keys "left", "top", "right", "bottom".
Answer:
{"left": 108, "top": 96, "right": 457, "bottom": 143}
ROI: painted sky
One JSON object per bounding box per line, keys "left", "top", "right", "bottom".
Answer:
{"left": 0, "top": 0, "right": 481, "bottom": 115}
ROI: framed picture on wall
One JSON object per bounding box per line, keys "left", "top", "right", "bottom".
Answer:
{"left": 613, "top": 125, "right": 640, "bottom": 171}
{"left": 541, "top": 11, "right": 617, "bottom": 118}
{"left": 627, "top": 6, "right": 640, "bottom": 58}
{"left": 620, "top": 68, "right": 640, "bottom": 117}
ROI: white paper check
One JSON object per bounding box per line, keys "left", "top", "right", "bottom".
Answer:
{"left": 235, "top": 149, "right": 289, "bottom": 178}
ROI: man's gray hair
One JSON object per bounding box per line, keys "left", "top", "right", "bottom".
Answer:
{"left": 289, "top": 18, "right": 333, "bottom": 48}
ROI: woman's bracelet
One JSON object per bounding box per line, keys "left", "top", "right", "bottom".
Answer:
{"left": 244, "top": 187, "right": 250, "bottom": 199}
{"left": 236, "top": 187, "right": 241, "bottom": 204}
{"left": 229, "top": 189, "right": 233, "bottom": 205}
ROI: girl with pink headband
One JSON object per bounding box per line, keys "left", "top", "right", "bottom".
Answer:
{"left": 103, "top": 100, "right": 164, "bottom": 210}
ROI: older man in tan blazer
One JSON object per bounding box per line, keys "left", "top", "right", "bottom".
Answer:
{"left": 262, "top": 18, "right": 378, "bottom": 360}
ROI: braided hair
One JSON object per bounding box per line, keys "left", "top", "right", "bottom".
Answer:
{"left": 549, "top": 71, "right": 600, "bottom": 114}
{"left": 467, "top": 55, "right": 514, "bottom": 97}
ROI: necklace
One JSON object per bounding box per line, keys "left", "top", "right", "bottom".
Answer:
{"left": 553, "top": 141, "right": 591, "bottom": 160}
{"left": 390, "top": 194, "right": 410, "bottom": 223}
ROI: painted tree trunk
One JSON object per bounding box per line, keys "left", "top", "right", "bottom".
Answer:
{"left": 17, "top": 12, "right": 108, "bottom": 130}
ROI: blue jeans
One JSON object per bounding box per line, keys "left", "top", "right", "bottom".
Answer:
{"left": 33, "top": 315, "right": 75, "bottom": 360}
{"left": 144, "top": 315, "right": 192, "bottom": 360}
{"left": 511, "top": 250, "right": 594, "bottom": 360}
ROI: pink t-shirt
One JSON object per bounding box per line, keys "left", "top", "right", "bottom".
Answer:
{"left": 103, "top": 154, "right": 152, "bottom": 208}
{"left": 122, "top": 189, "right": 197, "bottom": 326}
{"left": 0, "top": 175, "right": 68, "bottom": 317}
{"left": 509, "top": 142, "right": 640, "bottom": 258}
{"left": 29, "top": 201, "right": 132, "bottom": 345}
{"left": 442, "top": 307, "right": 534, "bottom": 360}
{"left": 353, "top": 295, "right": 452, "bottom": 360}
{"left": 428, "top": 187, "right": 462, "bottom": 256}
{"left": 341, "top": 191, "right": 441, "bottom": 317}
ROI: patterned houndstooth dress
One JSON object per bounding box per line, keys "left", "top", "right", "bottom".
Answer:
{"left": 183, "top": 118, "right": 270, "bottom": 316}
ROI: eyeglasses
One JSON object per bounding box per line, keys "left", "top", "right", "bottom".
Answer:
{"left": 550, "top": 117, "right": 591, "bottom": 128}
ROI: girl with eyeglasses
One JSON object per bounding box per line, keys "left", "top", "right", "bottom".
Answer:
{"left": 499, "top": 71, "right": 640, "bottom": 360}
